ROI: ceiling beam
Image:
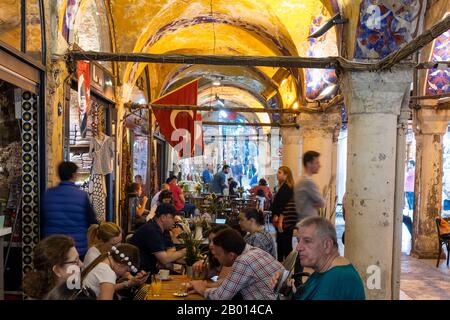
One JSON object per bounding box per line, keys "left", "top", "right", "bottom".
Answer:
{"left": 202, "top": 121, "right": 296, "bottom": 128}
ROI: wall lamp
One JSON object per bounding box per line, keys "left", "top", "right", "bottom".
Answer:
{"left": 308, "top": 13, "right": 348, "bottom": 38}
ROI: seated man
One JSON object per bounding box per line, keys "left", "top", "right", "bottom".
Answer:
{"left": 272, "top": 216, "right": 365, "bottom": 300}
{"left": 166, "top": 175, "right": 197, "bottom": 217}
{"left": 238, "top": 208, "right": 276, "bottom": 258}
{"left": 129, "top": 203, "right": 186, "bottom": 274}
{"left": 189, "top": 228, "right": 285, "bottom": 300}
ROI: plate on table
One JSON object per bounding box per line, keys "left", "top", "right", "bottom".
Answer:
{"left": 160, "top": 277, "right": 172, "bottom": 281}
{"left": 173, "top": 292, "right": 188, "bottom": 297}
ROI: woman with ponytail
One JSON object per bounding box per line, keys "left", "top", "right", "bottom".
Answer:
{"left": 23, "top": 235, "right": 82, "bottom": 299}
{"left": 82, "top": 243, "right": 148, "bottom": 300}
{"left": 84, "top": 222, "right": 122, "bottom": 266}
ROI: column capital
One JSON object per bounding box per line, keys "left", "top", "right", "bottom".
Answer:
{"left": 413, "top": 107, "right": 450, "bottom": 136}
{"left": 297, "top": 112, "right": 341, "bottom": 139}
{"left": 340, "top": 67, "right": 413, "bottom": 115}
{"left": 280, "top": 126, "right": 302, "bottom": 145}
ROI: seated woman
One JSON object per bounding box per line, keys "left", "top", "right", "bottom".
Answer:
{"left": 128, "top": 182, "right": 149, "bottom": 232}
{"left": 82, "top": 243, "right": 148, "bottom": 300}
{"left": 85, "top": 222, "right": 122, "bottom": 266}
{"left": 23, "top": 235, "right": 84, "bottom": 299}
{"left": 191, "top": 225, "right": 232, "bottom": 288}
{"left": 147, "top": 190, "right": 173, "bottom": 222}
{"left": 239, "top": 208, "right": 276, "bottom": 258}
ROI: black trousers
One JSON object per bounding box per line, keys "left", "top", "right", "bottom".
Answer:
{"left": 276, "top": 228, "right": 294, "bottom": 262}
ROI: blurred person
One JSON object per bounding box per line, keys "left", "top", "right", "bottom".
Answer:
{"left": 42, "top": 161, "right": 98, "bottom": 258}
{"left": 293, "top": 151, "right": 325, "bottom": 221}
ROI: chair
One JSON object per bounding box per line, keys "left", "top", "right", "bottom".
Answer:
{"left": 435, "top": 218, "right": 450, "bottom": 267}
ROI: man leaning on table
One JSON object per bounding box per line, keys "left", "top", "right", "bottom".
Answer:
{"left": 189, "top": 228, "right": 286, "bottom": 300}
{"left": 130, "top": 203, "right": 186, "bottom": 274}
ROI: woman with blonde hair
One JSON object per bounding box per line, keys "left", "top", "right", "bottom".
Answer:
{"left": 270, "top": 166, "right": 297, "bottom": 262}
{"left": 84, "top": 222, "right": 122, "bottom": 266}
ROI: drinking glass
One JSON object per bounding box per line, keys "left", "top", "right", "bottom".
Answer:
{"left": 150, "top": 275, "right": 162, "bottom": 297}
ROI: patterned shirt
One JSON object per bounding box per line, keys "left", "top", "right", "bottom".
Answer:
{"left": 205, "top": 245, "right": 286, "bottom": 300}
{"left": 244, "top": 230, "right": 277, "bottom": 258}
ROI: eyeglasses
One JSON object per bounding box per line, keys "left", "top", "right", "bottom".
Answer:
{"left": 63, "top": 257, "right": 81, "bottom": 265}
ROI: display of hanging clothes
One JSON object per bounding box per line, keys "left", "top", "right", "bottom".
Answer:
{"left": 88, "top": 132, "right": 115, "bottom": 222}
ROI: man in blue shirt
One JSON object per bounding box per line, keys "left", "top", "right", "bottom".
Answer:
{"left": 42, "top": 161, "right": 98, "bottom": 258}
{"left": 130, "top": 203, "right": 186, "bottom": 273}
{"left": 211, "top": 165, "right": 231, "bottom": 194}
{"left": 271, "top": 216, "right": 365, "bottom": 300}
{"left": 202, "top": 164, "right": 214, "bottom": 185}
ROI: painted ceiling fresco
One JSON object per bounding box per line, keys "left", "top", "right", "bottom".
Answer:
{"left": 354, "top": 0, "right": 426, "bottom": 59}
{"left": 50, "top": 0, "right": 429, "bottom": 120}
{"left": 426, "top": 29, "right": 450, "bottom": 95}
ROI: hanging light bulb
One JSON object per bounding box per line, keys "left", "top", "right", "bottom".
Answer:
{"left": 293, "top": 102, "right": 299, "bottom": 110}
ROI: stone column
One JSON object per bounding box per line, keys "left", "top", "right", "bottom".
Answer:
{"left": 341, "top": 68, "right": 413, "bottom": 300}
{"left": 298, "top": 113, "right": 341, "bottom": 220}
{"left": 411, "top": 106, "right": 450, "bottom": 258}
{"left": 281, "top": 126, "right": 302, "bottom": 180}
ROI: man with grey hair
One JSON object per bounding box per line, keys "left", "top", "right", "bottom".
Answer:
{"left": 271, "top": 216, "right": 365, "bottom": 300}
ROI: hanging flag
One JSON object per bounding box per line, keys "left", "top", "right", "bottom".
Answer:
{"left": 152, "top": 79, "right": 204, "bottom": 158}
{"left": 77, "top": 61, "right": 90, "bottom": 138}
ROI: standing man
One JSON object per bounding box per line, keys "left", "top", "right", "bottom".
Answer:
{"left": 231, "top": 158, "right": 244, "bottom": 187}
{"left": 211, "top": 165, "right": 231, "bottom": 194}
{"left": 42, "top": 161, "right": 98, "bottom": 259}
{"left": 294, "top": 151, "right": 325, "bottom": 221}
{"left": 202, "top": 164, "right": 214, "bottom": 185}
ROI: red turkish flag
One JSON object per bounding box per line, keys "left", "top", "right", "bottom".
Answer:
{"left": 152, "top": 79, "right": 203, "bottom": 158}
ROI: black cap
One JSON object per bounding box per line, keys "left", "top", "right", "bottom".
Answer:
{"left": 155, "top": 203, "right": 177, "bottom": 217}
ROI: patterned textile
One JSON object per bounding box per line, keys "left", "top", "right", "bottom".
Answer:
{"left": 204, "top": 245, "right": 285, "bottom": 300}
{"left": 89, "top": 174, "right": 106, "bottom": 222}
{"left": 244, "top": 230, "right": 277, "bottom": 258}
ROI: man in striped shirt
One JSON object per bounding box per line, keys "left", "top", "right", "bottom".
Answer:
{"left": 189, "top": 228, "right": 286, "bottom": 300}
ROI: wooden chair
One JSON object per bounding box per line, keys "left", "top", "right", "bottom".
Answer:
{"left": 435, "top": 218, "right": 450, "bottom": 267}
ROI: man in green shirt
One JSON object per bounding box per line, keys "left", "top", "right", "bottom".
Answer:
{"left": 272, "top": 216, "right": 365, "bottom": 300}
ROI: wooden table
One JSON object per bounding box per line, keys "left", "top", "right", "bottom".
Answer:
{"left": 144, "top": 275, "right": 204, "bottom": 300}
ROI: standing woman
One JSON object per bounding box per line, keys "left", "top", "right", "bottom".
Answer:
{"left": 85, "top": 222, "right": 122, "bottom": 266}
{"left": 271, "top": 166, "right": 297, "bottom": 262}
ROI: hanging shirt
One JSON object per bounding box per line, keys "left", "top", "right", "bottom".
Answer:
{"left": 89, "top": 134, "right": 115, "bottom": 175}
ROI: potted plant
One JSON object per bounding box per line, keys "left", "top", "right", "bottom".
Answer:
{"left": 204, "top": 193, "right": 225, "bottom": 220}
{"left": 175, "top": 219, "right": 207, "bottom": 277}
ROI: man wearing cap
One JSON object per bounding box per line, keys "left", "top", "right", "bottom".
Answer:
{"left": 130, "top": 203, "right": 186, "bottom": 274}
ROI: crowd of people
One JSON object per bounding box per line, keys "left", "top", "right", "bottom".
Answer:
{"left": 26, "top": 150, "right": 365, "bottom": 300}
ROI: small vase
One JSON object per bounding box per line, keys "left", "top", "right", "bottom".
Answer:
{"left": 186, "top": 265, "right": 193, "bottom": 278}
{"left": 194, "top": 226, "right": 203, "bottom": 240}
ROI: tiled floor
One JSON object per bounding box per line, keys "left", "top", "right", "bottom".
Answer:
{"left": 400, "top": 255, "right": 450, "bottom": 300}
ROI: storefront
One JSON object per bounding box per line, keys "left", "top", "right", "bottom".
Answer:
{"left": 63, "top": 62, "right": 117, "bottom": 222}
{"left": 0, "top": 42, "right": 46, "bottom": 298}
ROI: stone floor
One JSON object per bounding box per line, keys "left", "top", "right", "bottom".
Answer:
{"left": 400, "top": 255, "right": 450, "bottom": 300}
